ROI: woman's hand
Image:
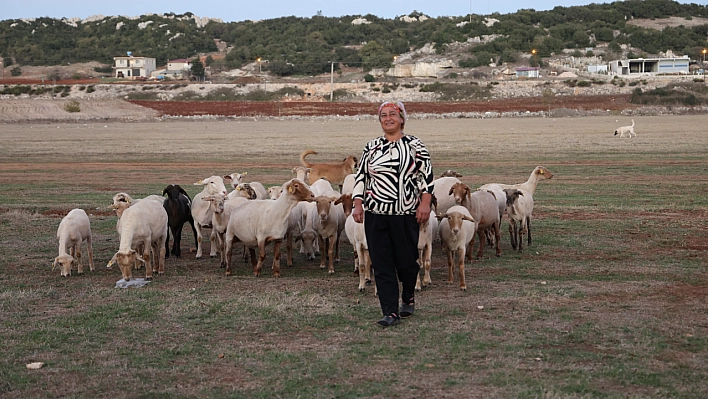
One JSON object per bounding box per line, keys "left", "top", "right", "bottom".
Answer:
{"left": 353, "top": 199, "right": 364, "bottom": 223}
{"left": 416, "top": 193, "right": 432, "bottom": 224}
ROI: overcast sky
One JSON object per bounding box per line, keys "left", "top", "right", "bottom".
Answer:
{"left": 3, "top": 0, "right": 706, "bottom": 22}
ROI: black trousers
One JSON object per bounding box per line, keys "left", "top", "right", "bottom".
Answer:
{"left": 364, "top": 211, "right": 420, "bottom": 316}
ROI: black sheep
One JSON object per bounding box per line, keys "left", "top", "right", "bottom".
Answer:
{"left": 162, "top": 184, "right": 198, "bottom": 258}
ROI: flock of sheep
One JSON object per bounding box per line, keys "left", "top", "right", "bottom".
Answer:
{"left": 53, "top": 149, "right": 553, "bottom": 291}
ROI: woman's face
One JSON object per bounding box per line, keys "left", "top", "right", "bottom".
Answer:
{"left": 379, "top": 106, "right": 404, "bottom": 134}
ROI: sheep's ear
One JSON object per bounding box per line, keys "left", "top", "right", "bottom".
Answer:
{"left": 306, "top": 168, "right": 312, "bottom": 173}
{"left": 178, "top": 187, "right": 189, "bottom": 197}
{"left": 334, "top": 197, "right": 342, "bottom": 205}
{"left": 518, "top": 191, "right": 524, "bottom": 196}
{"left": 463, "top": 215, "right": 476, "bottom": 223}
{"left": 52, "top": 259, "right": 58, "bottom": 270}
{"left": 436, "top": 213, "right": 446, "bottom": 220}
{"left": 223, "top": 175, "right": 232, "bottom": 180}
{"left": 242, "top": 172, "right": 248, "bottom": 176}
{"left": 448, "top": 187, "right": 455, "bottom": 195}
{"left": 194, "top": 180, "right": 204, "bottom": 186}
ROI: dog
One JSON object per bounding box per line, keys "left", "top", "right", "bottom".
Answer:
{"left": 300, "top": 149, "right": 357, "bottom": 191}
{"left": 614, "top": 119, "right": 636, "bottom": 138}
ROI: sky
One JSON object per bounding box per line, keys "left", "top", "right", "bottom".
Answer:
{"left": 3, "top": 1, "right": 705, "bottom": 22}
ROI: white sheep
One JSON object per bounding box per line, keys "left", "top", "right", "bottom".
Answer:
{"left": 504, "top": 188, "right": 534, "bottom": 252}
{"left": 450, "top": 182, "right": 501, "bottom": 259}
{"left": 223, "top": 178, "right": 315, "bottom": 277}
{"left": 107, "top": 198, "right": 168, "bottom": 281}
{"left": 479, "top": 166, "right": 553, "bottom": 197}
{"left": 415, "top": 207, "right": 439, "bottom": 291}
{"left": 109, "top": 192, "right": 163, "bottom": 270}
{"left": 437, "top": 205, "right": 477, "bottom": 291}
{"left": 312, "top": 193, "right": 346, "bottom": 274}
{"left": 203, "top": 194, "right": 248, "bottom": 268}
{"left": 336, "top": 193, "right": 372, "bottom": 290}
{"left": 294, "top": 201, "right": 320, "bottom": 261}
{"left": 53, "top": 209, "right": 94, "bottom": 277}
{"left": 291, "top": 166, "right": 312, "bottom": 184}
{"left": 432, "top": 176, "right": 462, "bottom": 214}
{"left": 268, "top": 186, "right": 283, "bottom": 200}
{"left": 191, "top": 175, "right": 228, "bottom": 258}
{"left": 341, "top": 173, "right": 356, "bottom": 194}
{"left": 309, "top": 178, "right": 336, "bottom": 197}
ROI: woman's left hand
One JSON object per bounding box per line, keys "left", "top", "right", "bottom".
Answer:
{"left": 416, "top": 202, "right": 430, "bottom": 224}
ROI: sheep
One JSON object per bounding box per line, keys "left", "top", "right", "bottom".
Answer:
{"left": 309, "top": 178, "right": 336, "bottom": 197}
{"left": 224, "top": 172, "right": 247, "bottom": 189}
{"left": 268, "top": 186, "right": 283, "bottom": 200}
{"left": 439, "top": 170, "right": 463, "bottom": 178}
{"left": 190, "top": 175, "right": 228, "bottom": 258}
{"left": 109, "top": 192, "right": 163, "bottom": 270}
{"left": 227, "top": 183, "right": 258, "bottom": 200}
{"left": 312, "top": 193, "right": 346, "bottom": 274}
{"left": 479, "top": 166, "right": 553, "bottom": 197}
{"left": 504, "top": 188, "right": 534, "bottom": 252}
{"left": 223, "top": 178, "right": 315, "bottom": 277}
{"left": 202, "top": 194, "right": 248, "bottom": 268}
{"left": 294, "top": 201, "right": 319, "bottom": 261}
{"left": 614, "top": 119, "right": 636, "bottom": 138}
{"left": 341, "top": 173, "right": 356, "bottom": 194}
{"left": 284, "top": 200, "right": 309, "bottom": 266}
{"left": 107, "top": 198, "right": 168, "bottom": 281}
{"left": 300, "top": 149, "right": 357, "bottom": 192}
{"left": 415, "top": 194, "right": 439, "bottom": 291}
{"left": 291, "top": 166, "right": 311, "bottom": 184}
{"left": 436, "top": 205, "right": 477, "bottom": 291}
{"left": 162, "top": 184, "right": 198, "bottom": 258}
{"left": 53, "top": 209, "right": 94, "bottom": 277}
{"left": 432, "top": 176, "right": 461, "bottom": 214}
{"left": 450, "top": 182, "right": 501, "bottom": 259}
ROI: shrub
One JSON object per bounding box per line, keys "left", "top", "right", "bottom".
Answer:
{"left": 447, "top": 72, "right": 458, "bottom": 79}
{"left": 364, "top": 74, "right": 375, "bottom": 82}
{"left": 10, "top": 66, "right": 21, "bottom": 76}
{"left": 86, "top": 85, "right": 95, "bottom": 93}
{"left": 331, "top": 88, "right": 351, "bottom": 101}
{"left": 372, "top": 87, "right": 380, "bottom": 92}
{"left": 381, "top": 86, "right": 391, "bottom": 93}
{"left": 64, "top": 100, "right": 80, "bottom": 113}
{"left": 576, "top": 80, "right": 591, "bottom": 87}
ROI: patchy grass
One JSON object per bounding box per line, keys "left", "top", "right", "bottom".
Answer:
{"left": 0, "top": 116, "right": 707, "bottom": 398}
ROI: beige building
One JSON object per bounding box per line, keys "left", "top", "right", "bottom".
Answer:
{"left": 113, "top": 56, "right": 156, "bottom": 79}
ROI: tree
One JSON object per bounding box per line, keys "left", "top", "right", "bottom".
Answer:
{"left": 191, "top": 58, "right": 205, "bottom": 80}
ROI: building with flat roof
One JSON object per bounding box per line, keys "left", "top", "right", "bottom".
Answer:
{"left": 609, "top": 57, "right": 689, "bottom": 76}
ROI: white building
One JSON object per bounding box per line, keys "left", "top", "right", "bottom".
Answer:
{"left": 113, "top": 56, "right": 156, "bottom": 79}
{"left": 609, "top": 56, "right": 690, "bottom": 76}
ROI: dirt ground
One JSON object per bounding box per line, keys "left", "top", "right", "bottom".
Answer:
{"left": 0, "top": 94, "right": 635, "bottom": 122}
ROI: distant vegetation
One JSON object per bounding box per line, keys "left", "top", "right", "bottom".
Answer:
{"left": 1, "top": 0, "right": 707, "bottom": 76}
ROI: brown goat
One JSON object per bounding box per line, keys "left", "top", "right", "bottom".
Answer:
{"left": 300, "top": 149, "right": 357, "bottom": 191}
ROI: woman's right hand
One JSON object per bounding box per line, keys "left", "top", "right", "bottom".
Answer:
{"left": 352, "top": 199, "right": 364, "bottom": 223}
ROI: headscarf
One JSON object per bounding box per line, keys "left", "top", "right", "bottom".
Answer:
{"left": 378, "top": 101, "right": 407, "bottom": 127}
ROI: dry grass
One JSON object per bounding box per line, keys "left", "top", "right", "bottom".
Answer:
{"left": 0, "top": 116, "right": 707, "bottom": 398}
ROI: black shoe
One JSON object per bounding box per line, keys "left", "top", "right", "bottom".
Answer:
{"left": 399, "top": 303, "right": 415, "bottom": 319}
{"left": 376, "top": 313, "right": 400, "bottom": 327}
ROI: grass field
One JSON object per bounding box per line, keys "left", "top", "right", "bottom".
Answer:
{"left": 1, "top": 115, "right": 707, "bottom": 398}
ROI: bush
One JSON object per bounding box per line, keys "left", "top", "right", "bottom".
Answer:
{"left": 86, "top": 85, "right": 95, "bottom": 93}
{"left": 331, "top": 88, "right": 351, "bottom": 101}
{"left": 64, "top": 100, "right": 80, "bottom": 113}
{"left": 94, "top": 66, "right": 113, "bottom": 74}
{"left": 447, "top": 72, "right": 458, "bottom": 79}
{"left": 576, "top": 80, "right": 591, "bottom": 87}
{"left": 10, "top": 67, "right": 21, "bottom": 76}
{"left": 364, "top": 74, "right": 375, "bottom": 83}
{"left": 381, "top": 86, "right": 391, "bottom": 93}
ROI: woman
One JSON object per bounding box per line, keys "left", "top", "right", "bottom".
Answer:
{"left": 352, "top": 101, "right": 434, "bottom": 327}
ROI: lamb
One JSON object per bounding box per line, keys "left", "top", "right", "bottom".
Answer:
{"left": 339, "top": 194, "right": 374, "bottom": 292}
{"left": 450, "top": 182, "right": 501, "bottom": 259}
{"left": 504, "top": 188, "right": 534, "bottom": 252}
{"left": 291, "top": 166, "right": 312, "bottom": 183}
{"left": 312, "top": 193, "right": 346, "bottom": 274}
{"left": 614, "top": 119, "right": 636, "bottom": 138}
{"left": 294, "top": 201, "right": 319, "bottom": 261}
{"left": 53, "top": 209, "right": 94, "bottom": 277}
{"left": 268, "top": 186, "right": 283, "bottom": 200}
{"left": 479, "top": 166, "right": 553, "bottom": 197}
{"left": 162, "top": 184, "right": 198, "bottom": 258}
{"left": 300, "top": 149, "right": 357, "bottom": 192}
{"left": 237, "top": 182, "right": 268, "bottom": 199}
{"left": 437, "top": 205, "right": 477, "bottom": 291}
{"left": 432, "top": 176, "right": 462, "bottom": 214}
{"left": 190, "top": 175, "right": 228, "bottom": 258}
{"left": 107, "top": 198, "right": 168, "bottom": 281}
{"left": 415, "top": 194, "right": 439, "bottom": 291}
{"left": 202, "top": 194, "right": 248, "bottom": 268}
{"left": 223, "top": 178, "right": 315, "bottom": 277}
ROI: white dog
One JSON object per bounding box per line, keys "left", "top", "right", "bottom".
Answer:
{"left": 614, "top": 119, "right": 636, "bottom": 138}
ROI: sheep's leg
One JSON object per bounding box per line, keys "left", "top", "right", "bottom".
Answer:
{"left": 188, "top": 219, "right": 198, "bottom": 253}
{"left": 318, "top": 236, "right": 327, "bottom": 269}
{"left": 154, "top": 240, "right": 165, "bottom": 276}
{"left": 446, "top": 248, "right": 454, "bottom": 284}
{"left": 164, "top": 229, "right": 171, "bottom": 259}
{"left": 357, "top": 245, "right": 367, "bottom": 292}
{"left": 493, "top": 222, "right": 502, "bottom": 257}
{"left": 209, "top": 230, "right": 218, "bottom": 258}
{"left": 415, "top": 249, "right": 423, "bottom": 291}
{"left": 423, "top": 245, "right": 432, "bottom": 287}
{"left": 509, "top": 220, "right": 518, "bottom": 250}
{"left": 475, "top": 229, "right": 486, "bottom": 260}
{"left": 457, "top": 247, "right": 466, "bottom": 291}
{"left": 224, "top": 234, "right": 234, "bottom": 276}
{"left": 272, "top": 240, "right": 282, "bottom": 277}
{"left": 352, "top": 250, "right": 359, "bottom": 276}
{"left": 254, "top": 241, "right": 267, "bottom": 277}
{"left": 75, "top": 244, "right": 83, "bottom": 275}
{"left": 86, "top": 236, "right": 95, "bottom": 271}
{"left": 248, "top": 248, "right": 257, "bottom": 269}
{"left": 285, "top": 231, "right": 294, "bottom": 267}
{"left": 526, "top": 216, "right": 532, "bottom": 246}
{"left": 173, "top": 225, "right": 183, "bottom": 258}
{"left": 217, "top": 232, "right": 227, "bottom": 269}
{"left": 327, "top": 235, "right": 336, "bottom": 274}
{"left": 334, "top": 234, "right": 341, "bottom": 263}
{"left": 466, "top": 232, "right": 476, "bottom": 262}
{"left": 143, "top": 246, "right": 153, "bottom": 280}
{"left": 195, "top": 223, "right": 204, "bottom": 258}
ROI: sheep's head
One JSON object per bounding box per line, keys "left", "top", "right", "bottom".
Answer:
{"left": 285, "top": 179, "right": 315, "bottom": 203}
{"left": 503, "top": 188, "right": 524, "bottom": 207}
{"left": 439, "top": 170, "right": 463, "bottom": 178}
{"left": 114, "top": 249, "right": 144, "bottom": 281}
{"left": 437, "top": 210, "right": 475, "bottom": 237}
{"left": 204, "top": 194, "right": 226, "bottom": 214}
{"left": 224, "top": 172, "right": 247, "bottom": 189}
{"left": 195, "top": 176, "right": 228, "bottom": 196}
{"left": 53, "top": 254, "right": 75, "bottom": 277}
{"left": 268, "top": 186, "right": 283, "bottom": 200}
{"left": 162, "top": 184, "right": 188, "bottom": 203}
{"left": 315, "top": 195, "right": 337, "bottom": 221}
{"left": 449, "top": 182, "right": 471, "bottom": 205}
{"left": 291, "top": 167, "right": 312, "bottom": 183}
{"left": 294, "top": 231, "right": 318, "bottom": 261}
{"left": 235, "top": 183, "right": 257, "bottom": 200}
{"left": 334, "top": 193, "right": 354, "bottom": 217}
{"left": 535, "top": 166, "right": 554, "bottom": 180}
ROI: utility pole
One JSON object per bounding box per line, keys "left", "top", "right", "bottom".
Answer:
{"left": 330, "top": 61, "right": 334, "bottom": 101}
{"left": 703, "top": 49, "right": 707, "bottom": 85}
